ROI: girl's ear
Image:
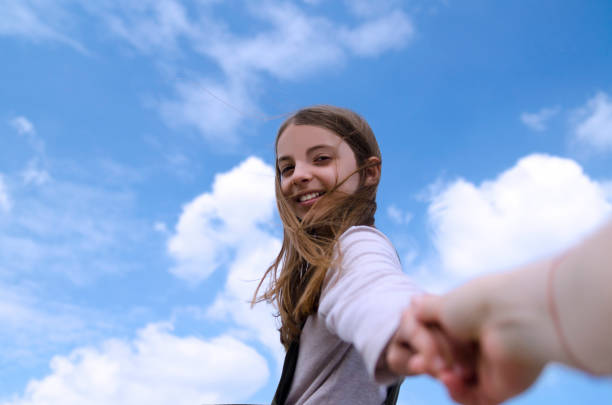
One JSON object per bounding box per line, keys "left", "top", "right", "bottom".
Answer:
{"left": 363, "top": 157, "right": 381, "bottom": 186}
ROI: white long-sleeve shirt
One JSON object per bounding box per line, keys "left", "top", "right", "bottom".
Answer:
{"left": 286, "top": 226, "right": 422, "bottom": 405}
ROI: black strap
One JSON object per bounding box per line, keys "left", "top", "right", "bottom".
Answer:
{"left": 271, "top": 339, "right": 402, "bottom": 405}
{"left": 384, "top": 381, "right": 402, "bottom": 405}
{"left": 271, "top": 340, "right": 300, "bottom": 405}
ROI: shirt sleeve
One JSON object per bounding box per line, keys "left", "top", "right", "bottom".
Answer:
{"left": 318, "top": 226, "right": 423, "bottom": 384}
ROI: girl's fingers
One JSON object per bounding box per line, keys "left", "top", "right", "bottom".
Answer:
{"left": 407, "top": 322, "right": 459, "bottom": 377}
{"left": 408, "top": 353, "right": 426, "bottom": 374}
{"left": 391, "top": 308, "right": 447, "bottom": 375}
{"left": 386, "top": 345, "right": 414, "bottom": 375}
{"left": 440, "top": 369, "right": 480, "bottom": 405}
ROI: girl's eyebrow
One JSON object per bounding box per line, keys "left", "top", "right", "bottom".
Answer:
{"left": 277, "top": 144, "right": 334, "bottom": 163}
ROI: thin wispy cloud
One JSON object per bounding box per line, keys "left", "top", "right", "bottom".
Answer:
{"left": 520, "top": 106, "right": 560, "bottom": 132}
{"left": 0, "top": 0, "right": 88, "bottom": 53}
{"left": 9, "top": 115, "right": 45, "bottom": 156}
{"left": 0, "top": 174, "right": 11, "bottom": 212}
{"left": 0, "top": 281, "right": 110, "bottom": 367}
{"left": 10, "top": 116, "right": 35, "bottom": 135}
{"left": 387, "top": 204, "right": 413, "bottom": 225}
{"left": 339, "top": 10, "right": 413, "bottom": 56}
{"left": 1, "top": 1, "right": 415, "bottom": 142}
{"left": 2, "top": 178, "right": 145, "bottom": 284}
{"left": 21, "top": 159, "right": 50, "bottom": 186}
{"left": 573, "top": 91, "right": 612, "bottom": 151}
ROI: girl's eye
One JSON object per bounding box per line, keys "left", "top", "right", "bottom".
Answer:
{"left": 280, "top": 165, "right": 294, "bottom": 176}
{"left": 314, "top": 155, "right": 331, "bottom": 163}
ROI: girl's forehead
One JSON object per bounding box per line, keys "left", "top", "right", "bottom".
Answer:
{"left": 276, "top": 124, "right": 345, "bottom": 157}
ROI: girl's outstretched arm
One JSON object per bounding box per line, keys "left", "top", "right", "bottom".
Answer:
{"left": 318, "top": 226, "right": 423, "bottom": 384}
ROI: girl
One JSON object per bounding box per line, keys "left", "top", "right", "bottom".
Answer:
{"left": 254, "top": 105, "right": 422, "bottom": 404}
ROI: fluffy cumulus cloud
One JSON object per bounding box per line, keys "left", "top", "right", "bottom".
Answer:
{"left": 573, "top": 91, "right": 612, "bottom": 151}
{"left": 168, "top": 156, "right": 284, "bottom": 363}
{"left": 2, "top": 323, "right": 268, "bottom": 405}
{"left": 520, "top": 106, "right": 560, "bottom": 132}
{"left": 205, "top": 233, "right": 284, "bottom": 365}
{"left": 428, "top": 154, "right": 611, "bottom": 277}
{"left": 167, "top": 156, "right": 276, "bottom": 283}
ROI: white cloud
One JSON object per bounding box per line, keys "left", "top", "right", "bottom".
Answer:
{"left": 428, "top": 154, "right": 611, "bottom": 278}
{"left": 2, "top": 1, "right": 416, "bottom": 141}
{"left": 573, "top": 91, "right": 612, "bottom": 151}
{"left": 153, "top": 221, "right": 167, "bottom": 233}
{"left": 343, "top": 0, "right": 403, "bottom": 17}
{"left": 0, "top": 174, "right": 11, "bottom": 212}
{"left": 21, "top": 159, "right": 50, "bottom": 186}
{"left": 0, "top": 278, "right": 122, "bottom": 374}
{"left": 167, "top": 156, "right": 276, "bottom": 283}
{"left": 10, "top": 116, "right": 35, "bottom": 135}
{"left": 602, "top": 181, "right": 612, "bottom": 201}
{"left": 520, "top": 106, "right": 560, "bottom": 132}
{"left": 2, "top": 323, "right": 268, "bottom": 405}
{"left": 0, "top": 0, "right": 88, "bottom": 53}
{"left": 1, "top": 176, "right": 146, "bottom": 284}
{"left": 168, "top": 156, "right": 284, "bottom": 364}
{"left": 387, "top": 204, "right": 413, "bottom": 225}
{"left": 102, "top": 0, "right": 194, "bottom": 54}
{"left": 205, "top": 233, "right": 285, "bottom": 365}
{"left": 99, "top": 1, "right": 415, "bottom": 141}
{"left": 158, "top": 77, "right": 259, "bottom": 141}
{"left": 206, "top": 3, "right": 345, "bottom": 81}
{"left": 9, "top": 115, "right": 45, "bottom": 155}
{"left": 340, "top": 10, "right": 413, "bottom": 56}
{"left": 8, "top": 117, "right": 50, "bottom": 186}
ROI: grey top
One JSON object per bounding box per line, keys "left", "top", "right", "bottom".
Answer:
{"left": 285, "top": 226, "right": 421, "bottom": 405}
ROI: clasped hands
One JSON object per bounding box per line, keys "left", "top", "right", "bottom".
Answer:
{"left": 386, "top": 270, "right": 550, "bottom": 405}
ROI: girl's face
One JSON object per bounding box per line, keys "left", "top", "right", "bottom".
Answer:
{"left": 276, "top": 124, "right": 362, "bottom": 219}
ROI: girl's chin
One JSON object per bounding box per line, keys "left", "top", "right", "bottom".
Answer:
{"left": 292, "top": 206, "right": 312, "bottom": 221}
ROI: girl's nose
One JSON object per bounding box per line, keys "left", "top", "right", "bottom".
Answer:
{"left": 292, "top": 163, "right": 312, "bottom": 184}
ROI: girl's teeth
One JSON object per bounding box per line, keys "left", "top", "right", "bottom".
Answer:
{"left": 299, "top": 192, "right": 320, "bottom": 202}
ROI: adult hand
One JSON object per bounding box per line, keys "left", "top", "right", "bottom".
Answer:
{"left": 413, "top": 267, "right": 555, "bottom": 405}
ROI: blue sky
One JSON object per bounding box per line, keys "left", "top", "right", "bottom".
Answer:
{"left": 1, "top": 0, "right": 612, "bottom": 404}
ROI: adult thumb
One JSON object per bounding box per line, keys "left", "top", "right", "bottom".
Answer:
{"left": 415, "top": 286, "right": 484, "bottom": 343}
{"left": 414, "top": 294, "right": 443, "bottom": 325}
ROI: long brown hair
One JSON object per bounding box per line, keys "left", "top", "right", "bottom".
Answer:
{"left": 253, "top": 105, "right": 382, "bottom": 348}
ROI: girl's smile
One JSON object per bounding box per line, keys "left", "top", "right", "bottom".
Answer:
{"left": 276, "top": 124, "right": 361, "bottom": 219}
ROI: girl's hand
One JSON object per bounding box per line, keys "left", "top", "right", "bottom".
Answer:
{"left": 386, "top": 304, "right": 457, "bottom": 377}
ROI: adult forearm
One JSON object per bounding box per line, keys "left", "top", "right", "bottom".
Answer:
{"left": 553, "top": 220, "right": 612, "bottom": 374}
